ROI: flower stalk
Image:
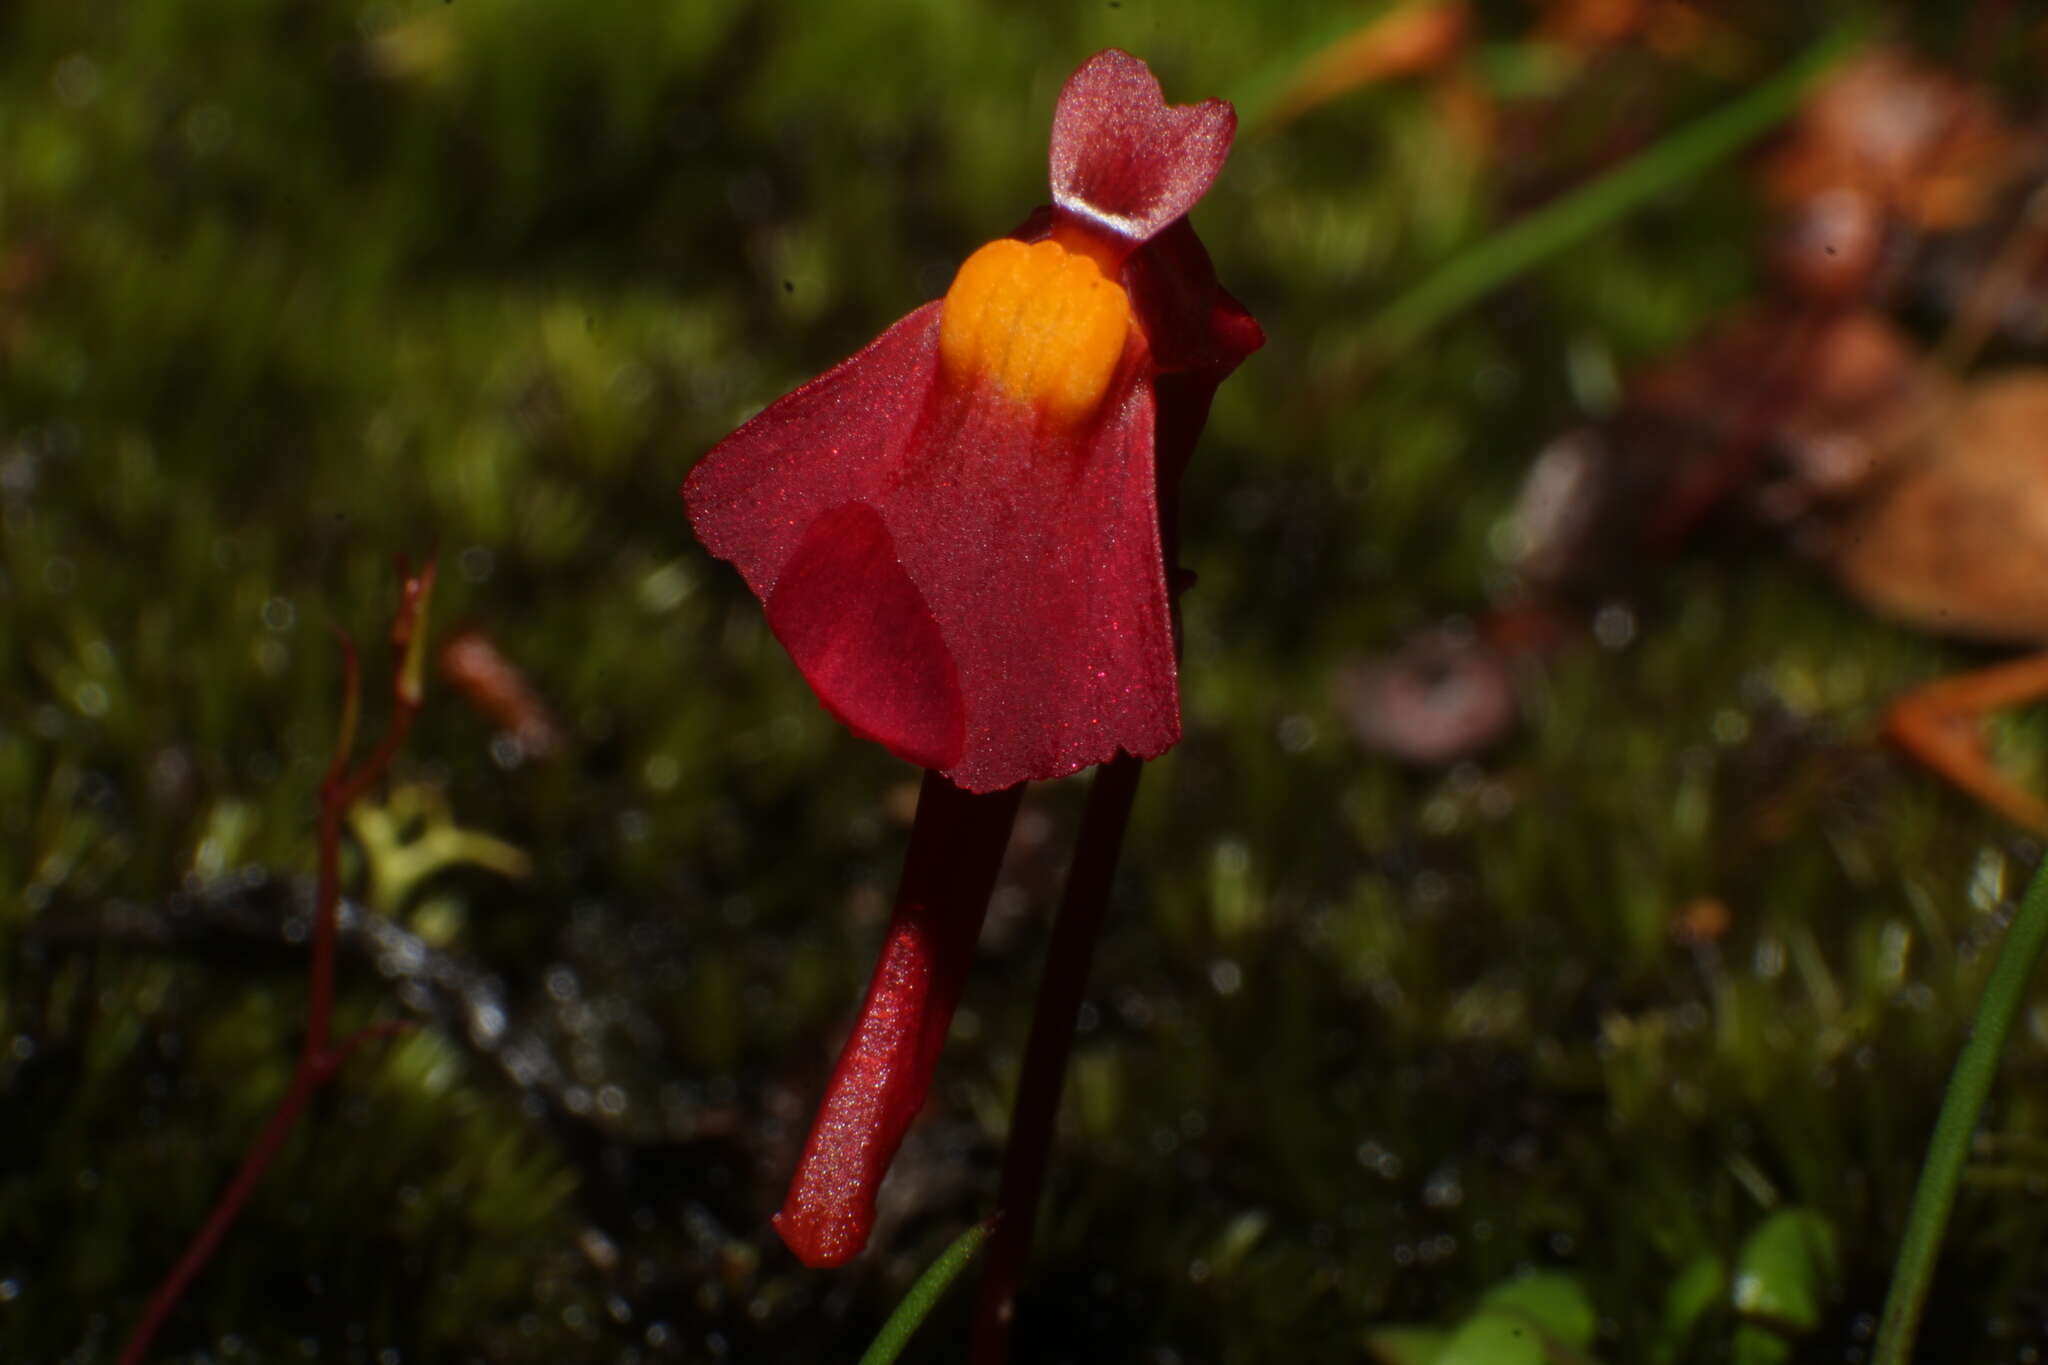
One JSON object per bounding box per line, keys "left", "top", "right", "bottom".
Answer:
{"left": 970, "top": 752, "right": 1144, "bottom": 1363}
{"left": 684, "top": 48, "right": 1257, "bottom": 1339}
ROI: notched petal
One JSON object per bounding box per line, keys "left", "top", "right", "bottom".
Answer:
{"left": 1050, "top": 49, "right": 1236, "bottom": 245}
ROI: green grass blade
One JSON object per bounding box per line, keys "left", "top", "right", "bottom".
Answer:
{"left": 1873, "top": 854, "right": 2048, "bottom": 1365}
{"left": 1363, "top": 19, "right": 1869, "bottom": 355}
{"left": 857, "top": 1219, "right": 995, "bottom": 1365}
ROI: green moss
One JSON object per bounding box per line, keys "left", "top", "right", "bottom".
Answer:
{"left": 5, "top": 1, "right": 2046, "bottom": 1360}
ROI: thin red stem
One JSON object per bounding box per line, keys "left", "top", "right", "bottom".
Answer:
{"left": 116, "top": 1066, "right": 322, "bottom": 1365}
{"left": 307, "top": 709, "right": 414, "bottom": 1060}
{"left": 303, "top": 801, "right": 345, "bottom": 1068}
{"left": 119, "top": 570, "right": 428, "bottom": 1365}
{"left": 970, "top": 752, "right": 1143, "bottom": 1364}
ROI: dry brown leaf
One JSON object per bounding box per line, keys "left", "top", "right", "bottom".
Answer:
{"left": 1829, "top": 371, "right": 2048, "bottom": 642}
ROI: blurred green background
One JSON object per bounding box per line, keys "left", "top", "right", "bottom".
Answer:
{"left": 6, "top": 0, "right": 2048, "bottom": 1360}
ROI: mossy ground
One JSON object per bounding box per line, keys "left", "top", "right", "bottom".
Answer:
{"left": 5, "top": 1, "right": 2047, "bottom": 1360}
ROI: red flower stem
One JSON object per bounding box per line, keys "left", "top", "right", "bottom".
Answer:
{"left": 776, "top": 772, "right": 1023, "bottom": 1267}
{"left": 116, "top": 1058, "right": 327, "bottom": 1365}
{"left": 304, "top": 715, "right": 413, "bottom": 1061}
{"left": 112, "top": 1018, "right": 407, "bottom": 1365}
{"left": 118, "top": 573, "right": 429, "bottom": 1365}
{"left": 970, "top": 752, "right": 1143, "bottom": 1365}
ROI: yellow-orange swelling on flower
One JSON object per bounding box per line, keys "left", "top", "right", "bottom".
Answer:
{"left": 939, "top": 238, "right": 1134, "bottom": 427}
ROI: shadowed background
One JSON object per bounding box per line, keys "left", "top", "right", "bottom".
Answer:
{"left": 6, "top": 1, "right": 2048, "bottom": 1360}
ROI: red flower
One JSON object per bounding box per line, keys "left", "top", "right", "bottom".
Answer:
{"left": 684, "top": 50, "right": 1260, "bottom": 1271}
{"left": 684, "top": 49, "right": 1262, "bottom": 795}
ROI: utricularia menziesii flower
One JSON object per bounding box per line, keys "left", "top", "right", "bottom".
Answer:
{"left": 684, "top": 49, "right": 1260, "bottom": 1267}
